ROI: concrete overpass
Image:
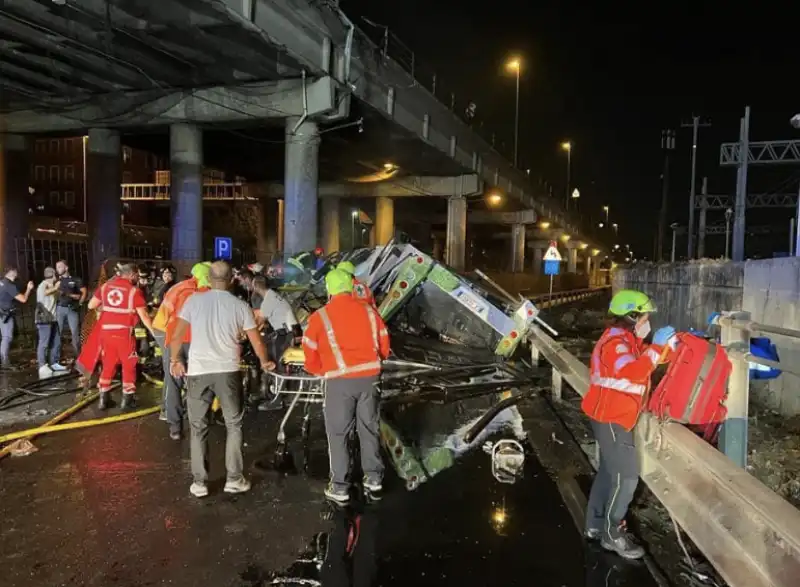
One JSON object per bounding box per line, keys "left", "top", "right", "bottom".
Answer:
{"left": 0, "top": 0, "right": 603, "bottom": 272}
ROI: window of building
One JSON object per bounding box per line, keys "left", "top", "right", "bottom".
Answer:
{"left": 49, "top": 139, "right": 59, "bottom": 154}
{"left": 122, "top": 171, "right": 133, "bottom": 184}
{"left": 35, "top": 140, "right": 46, "bottom": 154}
{"left": 34, "top": 166, "right": 46, "bottom": 181}
{"left": 122, "top": 146, "right": 132, "bottom": 163}
{"left": 63, "top": 165, "right": 75, "bottom": 181}
{"left": 49, "top": 166, "right": 60, "bottom": 183}
{"left": 64, "top": 191, "right": 75, "bottom": 209}
{"left": 49, "top": 191, "right": 60, "bottom": 206}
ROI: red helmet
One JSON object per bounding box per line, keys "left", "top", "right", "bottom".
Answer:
{"left": 314, "top": 247, "right": 324, "bottom": 256}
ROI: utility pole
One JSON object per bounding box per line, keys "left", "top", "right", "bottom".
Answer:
{"left": 697, "top": 177, "right": 708, "bottom": 258}
{"left": 732, "top": 106, "right": 750, "bottom": 262}
{"left": 657, "top": 129, "right": 676, "bottom": 261}
{"left": 681, "top": 115, "right": 711, "bottom": 259}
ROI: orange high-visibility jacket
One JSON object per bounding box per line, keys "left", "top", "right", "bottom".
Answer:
{"left": 353, "top": 278, "right": 375, "bottom": 307}
{"left": 302, "top": 294, "right": 390, "bottom": 379}
{"left": 152, "top": 278, "right": 208, "bottom": 345}
{"left": 581, "top": 326, "right": 666, "bottom": 431}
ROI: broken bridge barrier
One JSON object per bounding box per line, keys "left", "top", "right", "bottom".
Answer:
{"left": 527, "top": 325, "right": 800, "bottom": 587}
{"left": 528, "top": 285, "right": 610, "bottom": 309}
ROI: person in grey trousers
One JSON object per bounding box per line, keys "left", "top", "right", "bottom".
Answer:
{"left": 169, "top": 261, "right": 275, "bottom": 498}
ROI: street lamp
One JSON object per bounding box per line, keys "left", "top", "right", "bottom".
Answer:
{"left": 612, "top": 222, "right": 618, "bottom": 236}
{"left": 351, "top": 209, "right": 359, "bottom": 247}
{"left": 602, "top": 205, "right": 609, "bottom": 224}
{"left": 487, "top": 191, "right": 503, "bottom": 206}
{"left": 561, "top": 141, "right": 572, "bottom": 208}
{"left": 598, "top": 222, "right": 604, "bottom": 228}
{"left": 506, "top": 57, "right": 521, "bottom": 168}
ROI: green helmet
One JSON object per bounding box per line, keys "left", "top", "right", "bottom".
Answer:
{"left": 191, "top": 262, "right": 211, "bottom": 288}
{"left": 336, "top": 261, "right": 356, "bottom": 276}
{"left": 608, "top": 289, "right": 656, "bottom": 317}
{"left": 325, "top": 269, "right": 354, "bottom": 296}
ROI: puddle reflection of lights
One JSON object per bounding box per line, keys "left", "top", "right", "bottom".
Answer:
{"left": 491, "top": 502, "right": 509, "bottom": 535}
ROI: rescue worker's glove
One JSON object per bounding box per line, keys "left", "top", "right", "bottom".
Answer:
{"left": 653, "top": 326, "right": 678, "bottom": 350}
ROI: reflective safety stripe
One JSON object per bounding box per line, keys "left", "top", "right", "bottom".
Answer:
{"left": 613, "top": 354, "right": 635, "bottom": 371}
{"left": 615, "top": 343, "right": 630, "bottom": 354}
{"left": 318, "top": 308, "right": 347, "bottom": 373}
{"left": 325, "top": 361, "right": 382, "bottom": 379}
{"left": 590, "top": 374, "right": 646, "bottom": 395}
{"left": 101, "top": 324, "right": 132, "bottom": 330}
{"left": 644, "top": 348, "right": 660, "bottom": 364}
{"left": 365, "top": 307, "right": 378, "bottom": 350}
{"left": 302, "top": 336, "right": 318, "bottom": 349}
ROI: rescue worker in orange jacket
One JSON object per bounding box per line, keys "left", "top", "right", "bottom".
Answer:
{"left": 581, "top": 290, "right": 677, "bottom": 560}
{"left": 152, "top": 262, "right": 211, "bottom": 439}
{"left": 302, "top": 269, "right": 390, "bottom": 505}
{"left": 336, "top": 261, "right": 375, "bottom": 307}
{"left": 87, "top": 263, "right": 153, "bottom": 411}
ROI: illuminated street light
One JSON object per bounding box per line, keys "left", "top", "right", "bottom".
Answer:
{"left": 614, "top": 244, "right": 620, "bottom": 250}
{"left": 561, "top": 234, "right": 571, "bottom": 242}
{"left": 561, "top": 141, "right": 572, "bottom": 209}
{"left": 487, "top": 192, "right": 503, "bottom": 206}
{"left": 612, "top": 222, "right": 618, "bottom": 235}
{"left": 571, "top": 188, "right": 580, "bottom": 199}
{"left": 383, "top": 162, "right": 396, "bottom": 171}
{"left": 505, "top": 57, "right": 522, "bottom": 168}
{"left": 603, "top": 205, "right": 609, "bottom": 224}
{"left": 598, "top": 222, "right": 604, "bottom": 228}
{"left": 539, "top": 221, "right": 550, "bottom": 229}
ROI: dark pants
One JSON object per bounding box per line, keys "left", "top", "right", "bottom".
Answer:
{"left": 54, "top": 306, "right": 81, "bottom": 361}
{"left": 186, "top": 371, "right": 244, "bottom": 484}
{"left": 36, "top": 323, "right": 57, "bottom": 367}
{"left": 321, "top": 508, "right": 379, "bottom": 587}
{"left": 154, "top": 330, "right": 187, "bottom": 431}
{"left": 323, "top": 375, "right": 383, "bottom": 492}
{"left": 585, "top": 420, "right": 640, "bottom": 540}
{"left": 0, "top": 316, "right": 14, "bottom": 365}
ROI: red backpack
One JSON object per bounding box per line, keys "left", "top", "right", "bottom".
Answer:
{"left": 647, "top": 333, "right": 732, "bottom": 441}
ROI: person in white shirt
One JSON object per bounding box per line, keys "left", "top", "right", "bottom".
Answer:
{"left": 35, "top": 267, "right": 67, "bottom": 378}
{"left": 169, "top": 261, "right": 275, "bottom": 498}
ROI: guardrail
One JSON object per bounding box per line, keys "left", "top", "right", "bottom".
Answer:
{"left": 527, "top": 324, "right": 800, "bottom": 587}
{"left": 528, "top": 286, "right": 610, "bottom": 309}
{"left": 120, "top": 183, "right": 251, "bottom": 201}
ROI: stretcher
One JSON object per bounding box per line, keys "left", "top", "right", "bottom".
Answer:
{"left": 266, "top": 347, "right": 326, "bottom": 471}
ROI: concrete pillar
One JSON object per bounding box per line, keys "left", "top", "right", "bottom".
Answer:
{"left": 532, "top": 247, "right": 544, "bottom": 275}
{"left": 322, "top": 197, "right": 340, "bottom": 253}
{"left": 567, "top": 247, "right": 578, "bottom": 273}
{"left": 86, "top": 129, "right": 121, "bottom": 274}
{"left": 446, "top": 195, "right": 467, "bottom": 270}
{"left": 277, "top": 199, "right": 285, "bottom": 252}
{"left": 283, "top": 117, "right": 319, "bottom": 258}
{"left": 585, "top": 256, "right": 592, "bottom": 276}
{"left": 510, "top": 223, "right": 526, "bottom": 272}
{"left": 256, "top": 198, "right": 278, "bottom": 256}
{"left": 375, "top": 194, "right": 394, "bottom": 245}
{"left": 0, "top": 135, "right": 29, "bottom": 274}
{"left": 170, "top": 124, "right": 203, "bottom": 264}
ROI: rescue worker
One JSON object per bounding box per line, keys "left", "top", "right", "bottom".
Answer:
{"left": 152, "top": 262, "right": 211, "bottom": 439}
{"left": 302, "top": 269, "right": 390, "bottom": 505}
{"left": 581, "top": 290, "right": 677, "bottom": 559}
{"left": 336, "top": 261, "right": 375, "bottom": 307}
{"left": 87, "top": 263, "right": 154, "bottom": 410}
{"left": 150, "top": 265, "right": 177, "bottom": 308}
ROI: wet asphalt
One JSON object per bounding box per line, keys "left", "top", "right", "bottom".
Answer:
{"left": 0, "top": 386, "right": 660, "bottom": 587}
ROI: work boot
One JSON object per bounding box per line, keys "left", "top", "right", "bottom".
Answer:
{"left": 363, "top": 478, "right": 383, "bottom": 502}
{"left": 324, "top": 484, "right": 350, "bottom": 506}
{"left": 98, "top": 392, "right": 111, "bottom": 411}
{"left": 601, "top": 528, "right": 645, "bottom": 560}
{"left": 120, "top": 393, "right": 137, "bottom": 410}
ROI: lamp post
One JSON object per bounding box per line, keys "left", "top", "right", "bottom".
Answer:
{"left": 506, "top": 58, "right": 521, "bottom": 168}
{"left": 351, "top": 209, "right": 358, "bottom": 247}
{"left": 603, "top": 205, "right": 609, "bottom": 224}
{"left": 612, "top": 222, "right": 618, "bottom": 236}
{"left": 561, "top": 141, "right": 572, "bottom": 208}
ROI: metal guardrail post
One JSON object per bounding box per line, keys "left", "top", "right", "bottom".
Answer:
{"left": 551, "top": 368, "right": 562, "bottom": 403}
{"left": 719, "top": 311, "right": 751, "bottom": 468}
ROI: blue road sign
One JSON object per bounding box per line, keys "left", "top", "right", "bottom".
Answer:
{"left": 544, "top": 259, "right": 560, "bottom": 276}
{"left": 214, "top": 236, "right": 232, "bottom": 260}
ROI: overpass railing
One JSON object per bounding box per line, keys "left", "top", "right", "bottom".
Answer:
{"left": 529, "top": 286, "right": 610, "bottom": 309}
{"left": 527, "top": 324, "right": 800, "bottom": 587}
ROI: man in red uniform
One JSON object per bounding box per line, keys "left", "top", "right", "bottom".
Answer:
{"left": 87, "top": 263, "right": 153, "bottom": 410}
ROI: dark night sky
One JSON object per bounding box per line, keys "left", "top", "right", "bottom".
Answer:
{"left": 341, "top": 1, "right": 800, "bottom": 259}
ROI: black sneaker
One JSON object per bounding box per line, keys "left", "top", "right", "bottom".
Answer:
{"left": 120, "top": 394, "right": 137, "bottom": 410}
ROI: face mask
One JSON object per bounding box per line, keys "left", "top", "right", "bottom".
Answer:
{"left": 634, "top": 319, "right": 651, "bottom": 340}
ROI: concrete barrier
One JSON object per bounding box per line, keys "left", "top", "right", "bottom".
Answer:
{"left": 483, "top": 271, "right": 589, "bottom": 297}
{"left": 614, "top": 258, "right": 800, "bottom": 415}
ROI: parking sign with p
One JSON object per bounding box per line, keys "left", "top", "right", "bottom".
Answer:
{"left": 214, "top": 237, "right": 232, "bottom": 260}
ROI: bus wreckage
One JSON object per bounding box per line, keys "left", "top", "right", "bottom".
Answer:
{"left": 269, "top": 240, "right": 556, "bottom": 490}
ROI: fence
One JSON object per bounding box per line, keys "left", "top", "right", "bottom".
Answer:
{"left": 527, "top": 322, "right": 800, "bottom": 587}
{"left": 529, "top": 286, "right": 610, "bottom": 309}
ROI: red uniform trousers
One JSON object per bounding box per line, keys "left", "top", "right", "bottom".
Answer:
{"left": 98, "top": 330, "right": 137, "bottom": 395}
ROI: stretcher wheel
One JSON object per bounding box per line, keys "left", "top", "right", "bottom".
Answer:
{"left": 273, "top": 442, "right": 296, "bottom": 473}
